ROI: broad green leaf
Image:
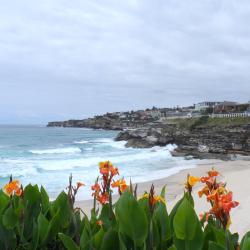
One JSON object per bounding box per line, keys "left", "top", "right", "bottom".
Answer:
{"left": 40, "top": 186, "right": 50, "bottom": 213}
{"left": 153, "top": 202, "right": 171, "bottom": 244}
{"left": 240, "top": 231, "right": 250, "bottom": 250}
{"left": 59, "top": 233, "right": 79, "bottom": 250}
{"left": 93, "top": 228, "right": 104, "bottom": 249}
{"left": 168, "top": 245, "right": 177, "bottom": 250}
{"left": 80, "top": 217, "right": 92, "bottom": 250}
{"left": 208, "top": 241, "right": 225, "bottom": 250}
{"left": 100, "top": 229, "right": 119, "bottom": 250}
{"left": 51, "top": 192, "right": 71, "bottom": 228}
{"left": 23, "top": 184, "right": 41, "bottom": 205}
{"left": 173, "top": 198, "right": 197, "bottom": 240}
{"left": 0, "top": 191, "right": 10, "bottom": 215}
{"left": 160, "top": 185, "right": 167, "bottom": 198}
{"left": 2, "top": 206, "right": 18, "bottom": 229}
{"left": 115, "top": 191, "right": 148, "bottom": 247}
{"left": 37, "top": 213, "right": 49, "bottom": 244}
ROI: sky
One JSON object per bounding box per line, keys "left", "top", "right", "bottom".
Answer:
{"left": 0, "top": 0, "right": 250, "bottom": 124}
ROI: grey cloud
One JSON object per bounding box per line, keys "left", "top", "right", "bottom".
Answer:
{"left": 0, "top": 0, "right": 250, "bottom": 124}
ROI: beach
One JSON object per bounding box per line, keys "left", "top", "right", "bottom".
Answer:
{"left": 76, "top": 159, "right": 250, "bottom": 237}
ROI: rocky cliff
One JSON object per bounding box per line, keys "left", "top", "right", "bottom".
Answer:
{"left": 115, "top": 117, "right": 250, "bottom": 159}
{"left": 48, "top": 114, "right": 250, "bottom": 159}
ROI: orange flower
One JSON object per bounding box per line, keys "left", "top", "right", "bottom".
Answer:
{"left": 110, "top": 166, "right": 119, "bottom": 176}
{"left": 188, "top": 175, "right": 200, "bottom": 187}
{"left": 208, "top": 169, "right": 219, "bottom": 177}
{"left": 97, "top": 193, "right": 109, "bottom": 205}
{"left": 96, "top": 220, "right": 103, "bottom": 226}
{"left": 76, "top": 182, "right": 85, "bottom": 190}
{"left": 111, "top": 179, "right": 127, "bottom": 193}
{"left": 91, "top": 183, "right": 100, "bottom": 193}
{"left": 140, "top": 193, "right": 165, "bottom": 206}
{"left": 3, "top": 180, "right": 22, "bottom": 197}
{"left": 99, "top": 161, "right": 112, "bottom": 175}
{"left": 198, "top": 186, "right": 210, "bottom": 198}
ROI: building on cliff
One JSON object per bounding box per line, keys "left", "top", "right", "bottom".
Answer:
{"left": 195, "top": 101, "right": 222, "bottom": 111}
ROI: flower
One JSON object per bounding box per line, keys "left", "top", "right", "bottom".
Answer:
{"left": 208, "top": 169, "right": 219, "bottom": 177}
{"left": 140, "top": 193, "right": 165, "bottom": 206}
{"left": 111, "top": 179, "right": 127, "bottom": 193}
{"left": 197, "top": 168, "right": 239, "bottom": 229}
{"left": 188, "top": 176, "right": 200, "bottom": 187}
{"left": 97, "top": 220, "right": 103, "bottom": 226}
{"left": 97, "top": 193, "right": 109, "bottom": 205}
{"left": 76, "top": 182, "right": 85, "bottom": 190}
{"left": 3, "top": 180, "right": 22, "bottom": 197}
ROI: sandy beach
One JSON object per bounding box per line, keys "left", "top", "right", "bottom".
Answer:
{"left": 76, "top": 158, "right": 250, "bottom": 237}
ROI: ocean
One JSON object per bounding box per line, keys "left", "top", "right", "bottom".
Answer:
{"left": 0, "top": 125, "right": 198, "bottom": 200}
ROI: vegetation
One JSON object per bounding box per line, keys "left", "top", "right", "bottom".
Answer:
{"left": 0, "top": 161, "right": 249, "bottom": 249}
{"left": 167, "top": 116, "right": 250, "bottom": 130}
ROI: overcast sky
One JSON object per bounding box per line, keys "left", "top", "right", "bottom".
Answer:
{"left": 1, "top": 0, "right": 250, "bottom": 124}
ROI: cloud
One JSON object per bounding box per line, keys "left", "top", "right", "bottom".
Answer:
{"left": 0, "top": 0, "right": 250, "bottom": 123}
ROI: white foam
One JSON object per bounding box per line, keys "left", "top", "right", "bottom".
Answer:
{"left": 73, "top": 140, "right": 88, "bottom": 144}
{"left": 30, "top": 147, "right": 81, "bottom": 155}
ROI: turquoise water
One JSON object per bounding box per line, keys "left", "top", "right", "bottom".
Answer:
{"left": 0, "top": 125, "right": 196, "bottom": 199}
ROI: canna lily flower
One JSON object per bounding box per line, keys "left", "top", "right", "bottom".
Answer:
{"left": 99, "top": 161, "right": 112, "bottom": 175}
{"left": 140, "top": 193, "right": 166, "bottom": 206}
{"left": 76, "top": 182, "right": 85, "bottom": 190}
{"left": 188, "top": 175, "right": 200, "bottom": 187}
{"left": 208, "top": 169, "right": 219, "bottom": 177}
{"left": 110, "top": 165, "right": 119, "bottom": 177}
{"left": 91, "top": 183, "right": 101, "bottom": 193}
{"left": 97, "top": 193, "right": 109, "bottom": 205}
{"left": 3, "top": 180, "right": 22, "bottom": 197}
{"left": 198, "top": 186, "right": 210, "bottom": 198}
{"left": 111, "top": 179, "right": 127, "bottom": 193}
{"left": 96, "top": 220, "right": 103, "bottom": 226}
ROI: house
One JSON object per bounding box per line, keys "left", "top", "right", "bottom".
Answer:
{"left": 195, "top": 101, "right": 221, "bottom": 111}
{"left": 213, "top": 101, "right": 250, "bottom": 113}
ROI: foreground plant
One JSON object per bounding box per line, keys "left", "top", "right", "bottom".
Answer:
{"left": 0, "top": 163, "right": 248, "bottom": 250}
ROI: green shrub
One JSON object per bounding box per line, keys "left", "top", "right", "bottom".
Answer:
{"left": 0, "top": 163, "right": 246, "bottom": 249}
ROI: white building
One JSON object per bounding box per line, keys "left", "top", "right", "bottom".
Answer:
{"left": 195, "top": 101, "right": 221, "bottom": 111}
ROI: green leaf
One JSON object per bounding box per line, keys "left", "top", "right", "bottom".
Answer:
{"left": 160, "top": 185, "right": 167, "bottom": 198}
{"left": 168, "top": 245, "right": 177, "bottom": 250}
{"left": 93, "top": 228, "right": 105, "bottom": 249}
{"left": 23, "top": 184, "right": 41, "bottom": 205}
{"left": 208, "top": 241, "right": 225, "bottom": 250}
{"left": 40, "top": 186, "right": 50, "bottom": 214}
{"left": 59, "top": 233, "right": 80, "bottom": 250}
{"left": 2, "top": 206, "right": 18, "bottom": 229}
{"left": 173, "top": 198, "right": 197, "bottom": 240}
{"left": 80, "top": 217, "right": 92, "bottom": 250}
{"left": 37, "top": 213, "right": 49, "bottom": 244}
{"left": 100, "top": 229, "right": 119, "bottom": 250}
{"left": 240, "top": 231, "right": 250, "bottom": 250}
{"left": 153, "top": 202, "right": 171, "bottom": 244}
{"left": 115, "top": 191, "right": 148, "bottom": 247}
{"left": 0, "top": 191, "right": 10, "bottom": 215}
{"left": 51, "top": 192, "right": 71, "bottom": 227}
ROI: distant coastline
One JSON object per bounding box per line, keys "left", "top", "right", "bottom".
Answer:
{"left": 47, "top": 102, "right": 250, "bottom": 160}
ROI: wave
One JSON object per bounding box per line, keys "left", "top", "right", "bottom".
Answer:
{"left": 73, "top": 140, "right": 89, "bottom": 144}
{"left": 29, "top": 147, "right": 81, "bottom": 155}
{"left": 93, "top": 138, "right": 126, "bottom": 149}
{"left": 32, "top": 144, "right": 177, "bottom": 171}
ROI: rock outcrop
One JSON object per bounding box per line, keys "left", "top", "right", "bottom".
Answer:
{"left": 115, "top": 123, "right": 250, "bottom": 159}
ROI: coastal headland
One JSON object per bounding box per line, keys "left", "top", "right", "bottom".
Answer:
{"left": 47, "top": 103, "right": 250, "bottom": 159}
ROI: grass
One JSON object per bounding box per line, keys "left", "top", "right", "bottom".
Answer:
{"left": 163, "top": 116, "right": 250, "bottom": 130}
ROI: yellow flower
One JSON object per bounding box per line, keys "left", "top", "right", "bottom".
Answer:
{"left": 188, "top": 176, "right": 200, "bottom": 187}
{"left": 140, "top": 193, "right": 166, "bottom": 205}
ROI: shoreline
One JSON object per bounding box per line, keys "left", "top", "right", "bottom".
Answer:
{"left": 76, "top": 158, "right": 250, "bottom": 237}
